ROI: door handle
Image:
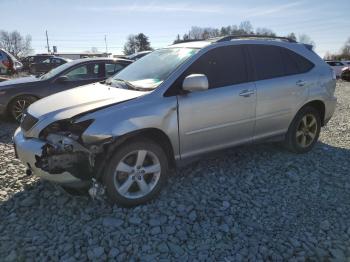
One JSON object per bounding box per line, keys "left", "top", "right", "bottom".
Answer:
{"left": 239, "top": 90, "right": 255, "bottom": 97}
{"left": 296, "top": 80, "right": 306, "bottom": 86}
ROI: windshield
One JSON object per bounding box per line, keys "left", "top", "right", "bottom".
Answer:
{"left": 112, "top": 48, "right": 199, "bottom": 90}
{"left": 40, "top": 61, "right": 73, "bottom": 80}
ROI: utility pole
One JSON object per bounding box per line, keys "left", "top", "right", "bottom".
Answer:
{"left": 46, "top": 30, "right": 50, "bottom": 54}
{"left": 104, "top": 35, "right": 108, "bottom": 54}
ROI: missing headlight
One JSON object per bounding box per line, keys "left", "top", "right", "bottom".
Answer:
{"left": 39, "top": 119, "right": 94, "bottom": 140}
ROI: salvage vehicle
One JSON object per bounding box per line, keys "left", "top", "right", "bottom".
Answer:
{"left": 0, "top": 58, "right": 132, "bottom": 121}
{"left": 14, "top": 35, "right": 337, "bottom": 206}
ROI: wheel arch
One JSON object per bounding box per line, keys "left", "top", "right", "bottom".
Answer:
{"left": 300, "top": 100, "right": 326, "bottom": 126}
{"left": 7, "top": 94, "right": 40, "bottom": 115}
{"left": 95, "top": 128, "right": 176, "bottom": 180}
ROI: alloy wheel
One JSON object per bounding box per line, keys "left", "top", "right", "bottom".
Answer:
{"left": 113, "top": 150, "right": 161, "bottom": 199}
{"left": 296, "top": 114, "right": 318, "bottom": 148}
{"left": 12, "top": 99, "right": 29, "bottom": 121}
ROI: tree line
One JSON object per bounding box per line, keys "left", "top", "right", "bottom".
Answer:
{"left": 324, "top": 38, "right": 350, "bottom": 60}
{"left": 0, "top": 30, "right": 32, "bottom": 57}
{"left": 173, "top": 21, "right": 314, "bottom": 47}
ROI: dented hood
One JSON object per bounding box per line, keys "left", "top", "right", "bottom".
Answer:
{"left": 28, "top": 82, "right": 148, "bottom": 120}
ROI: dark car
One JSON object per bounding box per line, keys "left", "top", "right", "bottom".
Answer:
{"left": 0, "top": 58, "right": 132, "bottom": 121}
{"left": 29, "top": 56, "right": 71, "bottom": 74}
{"left": 21, "top": 54, "right": 54, "bottom": 71}
{"left": 0, "top": 49, "right": 23, "bottom": 75}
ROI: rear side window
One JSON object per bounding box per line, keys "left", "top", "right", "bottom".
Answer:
{"left": 185, "top": 45, "right": 248, "bottom": 88}
{"left": 249, "top": 45, "right": 285, "bottom": 80}
{"left": 281, "top": 48, "right": 314, "bottom": 75}
{"left": 249, "top": 45, "right": 314, "bottom": 80}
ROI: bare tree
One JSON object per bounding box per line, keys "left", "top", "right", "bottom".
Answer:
{"left": 239, "top": 21, "right": 253, "bottom": 35}
{"left": 0, "top": 30, "right": 33, "bottom": 58}
{"left": 123, "top": 33, "right": 152, "bottom": 55}
{"left": 255, "top": 28, "right": 276, "bottom": 36}
{"left": 298, "top": 34, "right": 315, "bottom": 48}
{"left": 341, "top": 37, "right": 350, "bottom": 58}
{"left": 286, "top": 32, "right": 297, "bottom": 41}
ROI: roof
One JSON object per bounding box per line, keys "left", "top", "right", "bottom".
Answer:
{"left": 65, "top": 57, "right": 132, "bottom": 65}
{"left": 169, "top": 34, "right": 298, "bottom": 49}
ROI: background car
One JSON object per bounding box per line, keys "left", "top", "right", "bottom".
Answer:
{"left": 341, "top": 67, "right": 350, "bottom": 81}
{"left": 21, "top": 54, "right": 54, "bottom": 71}
{"left": 0, "top": 57, "right": 132, "bottom": 121}
{"left": 0, "top": 48, "right": 23, "bottom": 75}
{"left": 325, "top": 60, "right": 348, "bottom": 78}
{"left": 29, "top": 56, "right": 71, "bottom": 74}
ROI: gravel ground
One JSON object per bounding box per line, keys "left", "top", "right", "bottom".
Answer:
{"left": 0, "top": 81, "right": 350, "bottom": 261}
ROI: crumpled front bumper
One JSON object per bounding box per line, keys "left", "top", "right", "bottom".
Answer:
{"left": 13, "top": 127, "right": 85, "bottom": 186}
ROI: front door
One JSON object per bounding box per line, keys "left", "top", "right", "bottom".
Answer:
{"left": 177, "top": 45, "right": 256, "bottom": 158}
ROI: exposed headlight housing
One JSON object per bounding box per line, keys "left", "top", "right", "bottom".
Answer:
{"left": 39, "top": 119, "right": 94, "bottom": 141}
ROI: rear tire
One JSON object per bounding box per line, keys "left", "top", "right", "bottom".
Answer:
{"left": 9, "top": 95, "right": 37, "bottom": 122}
{"left": 103, "top": 138, "right": 169, "bottom": 207}
{"left": 284, "top": 106, "right": 321, "bottom": 153}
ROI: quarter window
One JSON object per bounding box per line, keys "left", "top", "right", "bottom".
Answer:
{"left": 284, "top": 49, "right": 314, "bottom": 73}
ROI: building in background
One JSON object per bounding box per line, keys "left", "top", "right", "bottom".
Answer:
{"left": 37, "top": 52, "right": 111, "bottom": 60}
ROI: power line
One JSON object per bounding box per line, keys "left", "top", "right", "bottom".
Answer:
{"left": 45, "top": 30, "right": 50, "bottom": 53}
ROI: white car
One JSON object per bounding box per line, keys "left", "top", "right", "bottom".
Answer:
{"left": 325, "top": 61, "right": 348, "bottom": 78}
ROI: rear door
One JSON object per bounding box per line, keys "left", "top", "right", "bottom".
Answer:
{"left": 177, "top": 45, "right": 256, "bottom": 158}
{"left": 247, "top": 44, "right": 315, "bottom": 140}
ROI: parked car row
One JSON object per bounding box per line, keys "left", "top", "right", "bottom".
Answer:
{"left": 10, "top": 35, "right": 337, "bottom": 206}
{"left": 0, "top": 57, "right": 132, "bottom": 121}
{"left": 325, "top": 60, "right": 350, "bottom": 79}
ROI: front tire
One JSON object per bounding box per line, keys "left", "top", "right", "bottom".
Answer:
{"left": 103, "top": 139, "right": 169, "bottom": 207}
{"left": 284, "top": 106, "right": 321, "bottom": 153}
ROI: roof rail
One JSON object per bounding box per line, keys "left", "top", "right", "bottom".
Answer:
{"left": 215, "top": 34, "right": 297, "bottom": 43}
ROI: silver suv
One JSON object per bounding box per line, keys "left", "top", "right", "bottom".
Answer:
{"left": 14, "top": 35, "right": 337, "bottom": 206}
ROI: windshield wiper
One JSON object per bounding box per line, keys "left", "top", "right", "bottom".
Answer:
{"left": 110, "top": 78, "right": 141, "bottom": 91}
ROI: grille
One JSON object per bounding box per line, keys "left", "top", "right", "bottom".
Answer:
{"left": 20, "top": 113, "right": 38, "bottom": 131}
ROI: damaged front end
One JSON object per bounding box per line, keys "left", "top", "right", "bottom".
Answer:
{"left": 34, "top": 119, "right": 105, "bottom": 182}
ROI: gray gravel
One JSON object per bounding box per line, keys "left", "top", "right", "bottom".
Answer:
{"left": 1, "top": 81, "right": 350, "bottom": 261}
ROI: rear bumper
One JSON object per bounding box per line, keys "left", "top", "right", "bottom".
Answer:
{"left": 324, "top": 97, "right": 337, "bottom": 125}
{"left": 13, "top": 127, "right": 87, "bottom": 187}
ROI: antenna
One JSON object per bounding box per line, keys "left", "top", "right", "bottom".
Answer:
{"left": 104, "top": 35, "right": 108, "bottom": 54}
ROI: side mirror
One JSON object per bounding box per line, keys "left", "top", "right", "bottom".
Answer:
{"left": 182, "top": 74, "right": 209, "bottom": 92}
{"left": 56, "top": 76, "right": 69, "bottom": 83}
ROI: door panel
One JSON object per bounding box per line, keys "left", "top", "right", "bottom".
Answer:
{"left": 253, "top": 76, "right": 308, "bottom": 139}
{"left": 178, "top": 82, "right": 256, "bottom": 158}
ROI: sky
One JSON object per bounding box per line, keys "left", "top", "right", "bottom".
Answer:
{"left": 1, "top": 0, "right": 349, "bottom": 57}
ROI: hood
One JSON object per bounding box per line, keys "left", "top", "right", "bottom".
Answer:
{"left": 27, "top": 82, "right": 148, "bottom": 120}
{"left": 0, "top": 75, "right": 40, "bottom": 88}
